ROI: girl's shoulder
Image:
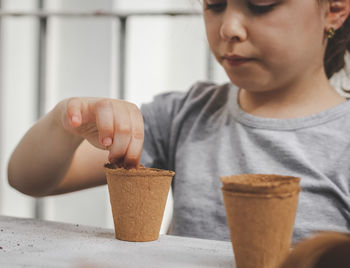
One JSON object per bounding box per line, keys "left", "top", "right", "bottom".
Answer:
{"left": 141, "top": 81, "right": 237, "bottom": 116}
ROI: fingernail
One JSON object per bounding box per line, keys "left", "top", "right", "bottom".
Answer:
{"left": 102, "top": 137, "right": 112, "bottom": 146}
{"left": 71, "top": 115, "right": 80, "bottom": 124}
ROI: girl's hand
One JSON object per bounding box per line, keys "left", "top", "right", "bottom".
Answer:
{"left": 56, "top": 97, "right": 144, "bottom": 168}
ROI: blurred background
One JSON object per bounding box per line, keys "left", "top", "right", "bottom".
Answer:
{"left": 0, "top": 0, "right": 349, "bottom": 232}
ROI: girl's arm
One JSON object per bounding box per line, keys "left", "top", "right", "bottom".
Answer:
{"left": 7, "top": 97, "right": 144, "bottom": 197}
{"left": 47, "top": 140, "right": 109, "bottom": 196}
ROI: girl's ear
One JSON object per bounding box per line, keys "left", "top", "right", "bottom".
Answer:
{"left": 325, "top": 0, "right": 350, "bottom": 30}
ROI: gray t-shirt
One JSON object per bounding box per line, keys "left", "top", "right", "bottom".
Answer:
{"left": 140, "top": 81, "right": 350, "bottom": 244}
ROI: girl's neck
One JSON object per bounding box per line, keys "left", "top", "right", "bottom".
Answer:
{"left": 238, "top": 70, "right": 346, "bottom": 119}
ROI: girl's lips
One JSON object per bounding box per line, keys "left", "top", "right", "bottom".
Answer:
{"left": 225, "top": 57, "right": 253, "bottom": 66}
{"left": 223, "top": 55, "right": 254, "bottom": 66}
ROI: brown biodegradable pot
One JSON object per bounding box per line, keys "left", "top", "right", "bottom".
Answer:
{"left": 105, "top": 163, "right": 175, "bottom": 242}
{"left": 279, "top": 232, "right": 350, "bottom": 268}
{"left": 221, "top": 174, "right": 300, "bottom": 194}
{"left": 221, "top": 174, "right": 301, "bottom": 268}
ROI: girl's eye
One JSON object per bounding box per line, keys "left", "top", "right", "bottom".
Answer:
{"left": 248, "top": 2, "right": 277, "bottom": 14}
{"left": 205, "top": 2, "right": 227, "bottom": 13}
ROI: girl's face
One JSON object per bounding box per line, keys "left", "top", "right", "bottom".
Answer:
{"left": 203, "top": 0, "right": 328, "bottom": 93}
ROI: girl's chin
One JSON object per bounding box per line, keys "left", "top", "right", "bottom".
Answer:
{"left": 227, "top": 72, "right": 273, "bottom": 91}
{"left": 228, "top": 79, "right": 269, "bottom": 92}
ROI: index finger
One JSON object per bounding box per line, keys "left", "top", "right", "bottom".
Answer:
{"left": 66, "top": 98, "right": 83, "bottom": 127}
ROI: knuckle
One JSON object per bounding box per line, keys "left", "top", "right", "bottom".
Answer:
{"left": 67, "top": 97, "right": 80, "bottom": 105}
{"left": 128, "top": 102, "right": 140, "bottom": 112}
{"left": 115, "top": 122, "right": 131, "bottom": 135}
{"left": 66, "top": 97, "right": 81, "bottom": 109}
{"left": 96, "top": 99, "right": 112, "bottom": 109}
{"left": 129, "top": 103, "right": 142, "bottom": 118}
{"left": 132, "top": 129, "right": 144, "bottom": 140}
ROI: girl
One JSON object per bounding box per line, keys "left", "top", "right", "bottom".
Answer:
{"left": 8, "top": 0, "right": 350, "bottom": 243}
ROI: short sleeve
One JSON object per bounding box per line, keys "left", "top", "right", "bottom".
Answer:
{"left": 140, "top": 91, "right": 185, "bottom": 170}
{"left": 139, "top": 81, "right": 219, "bottom": 170}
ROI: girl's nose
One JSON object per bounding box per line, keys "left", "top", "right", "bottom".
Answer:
{"left": 219, "top": 12, "right": 247, "bottom": 42}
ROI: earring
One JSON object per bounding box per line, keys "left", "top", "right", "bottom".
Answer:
{"left": 327, "top": 27, "right": 336, "bottom": 39}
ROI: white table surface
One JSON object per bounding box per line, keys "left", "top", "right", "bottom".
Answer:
{"left": 0, "top": 215, "right": 235, "bottom": 268}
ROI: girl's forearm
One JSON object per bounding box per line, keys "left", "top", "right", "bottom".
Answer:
{"left": 7, "top": 107, "right": 83, "bottom": 197}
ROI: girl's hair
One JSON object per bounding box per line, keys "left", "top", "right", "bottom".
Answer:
{"left": 323, "top": 3, "right": 350, "bottom": 79}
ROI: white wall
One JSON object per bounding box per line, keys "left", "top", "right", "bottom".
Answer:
{"left": 1, "top": 0, "right": 38, "bottom": 218}
{"left": 0, "top": 0, "right": 228, "bottom": 232}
